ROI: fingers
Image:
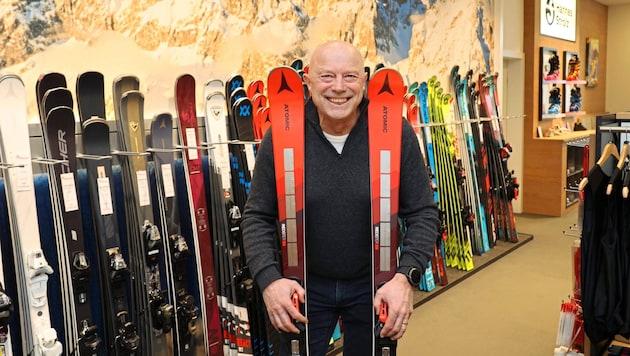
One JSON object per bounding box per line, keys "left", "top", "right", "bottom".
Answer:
{"left": 262, "top": 278, "right": 308, "bottom": 333}
{"left": 379, "top": 310, "right": 411, "bottom": 339}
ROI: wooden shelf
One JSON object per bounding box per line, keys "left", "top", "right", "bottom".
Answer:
{"left": 537, "top": 129, "right": 595, "bottom": 141}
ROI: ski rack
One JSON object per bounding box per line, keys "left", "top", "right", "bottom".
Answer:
{"left": 31, "top": 157, "right": 69, "bottom": 166}
{"left": 0, "top": 162, "right": 24, "bottom": 170}
{"left": 598, "top": 126, "right": 630, "bottom": 133}
{"left": 76, "top": 153, "right": 113, "bottom": 161}
{"left": 412, "top": 114, "right": 525, "bottom": 128}
{"left": 110, "top": 150, "right": 151, "bottom": 157}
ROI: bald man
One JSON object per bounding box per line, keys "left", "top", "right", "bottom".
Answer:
{"left": 242, "top": 40, "right": 439, "bottom": 355}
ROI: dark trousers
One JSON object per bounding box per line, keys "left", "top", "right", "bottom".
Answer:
{"left": 281, "top": 273, "right": 373, "bottom": 355}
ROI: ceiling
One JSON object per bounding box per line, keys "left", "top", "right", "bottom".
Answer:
{"left": 595, "top": 0, "right": 630, "bottom": 5}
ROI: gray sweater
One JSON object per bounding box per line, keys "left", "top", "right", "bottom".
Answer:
{"left": 241, "top": 98, "right": 440, "bottom": 291}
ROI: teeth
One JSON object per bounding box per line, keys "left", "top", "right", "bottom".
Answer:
{"left": 329, "top": 98, "right": 347, "bottom": 104}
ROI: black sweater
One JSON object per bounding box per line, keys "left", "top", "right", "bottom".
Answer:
{"left": 241, "top": 98, "right": 439, "bottom": 291}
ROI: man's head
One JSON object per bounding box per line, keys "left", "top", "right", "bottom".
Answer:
{"left": 303, "top": 40, "right": 367, "bottom": 133}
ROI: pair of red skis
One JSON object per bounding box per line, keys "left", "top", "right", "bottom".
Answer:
{"left": 268, "top": 66, "right": 405, "bottom": 356}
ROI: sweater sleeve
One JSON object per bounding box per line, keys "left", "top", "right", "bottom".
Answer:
{"left": 241, "top": 130, "right": 283, "bottom": 291}
{"left": 397, "top": 120, "right": 440, "bottom": 272}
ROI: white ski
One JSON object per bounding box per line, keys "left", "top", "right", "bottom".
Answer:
{"left": 0, "top": 74, "right": 62, "bottom": 355}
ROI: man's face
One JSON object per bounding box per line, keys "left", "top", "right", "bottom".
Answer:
{"left": 304, "top": 44, "right": 367, "bottom": 125}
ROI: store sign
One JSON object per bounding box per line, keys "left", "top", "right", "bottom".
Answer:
{"left": 540, "top": 0, "right": 576, "bottom": 42}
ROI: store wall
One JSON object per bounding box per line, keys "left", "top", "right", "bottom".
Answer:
{"left": 605, "top": 4, "right": 630, "bottom": 113}
{"left": 580, "top": 0, "right": 608, "bottom": 120}
{"left": 500, "top": 0, "right": 525, "bottom": 213}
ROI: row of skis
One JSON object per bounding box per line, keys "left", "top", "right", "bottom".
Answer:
{"left": 0, "top": 61, "right": 518, "bottom": 356}
{"left": 407, "top": 66, "right": 520, "bottom": 292}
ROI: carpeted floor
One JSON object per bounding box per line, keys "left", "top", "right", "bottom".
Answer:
{"left": 397, "top": 210, "right": 580, "bottom": 355}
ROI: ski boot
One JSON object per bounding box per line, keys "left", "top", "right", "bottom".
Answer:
{"left": 544, "top": 52, "right": 560, "bottom": 80}
{"left": 567, "top": 55, "right": 581, "bottom": 81}
{"left": 548, "top": 86, "right": 562, "bottom": 114}
{"left": 569, "top": 87, "right": 582, "bottom": 112}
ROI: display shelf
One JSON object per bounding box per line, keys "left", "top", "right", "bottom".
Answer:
{"left": 326, "top": 233, "right": 535, "bottom": 355}
{"left": 565, "top": 80, "right": 587, "bottom": 85}
{"left": 541, "top": 112, "right": 566, "bottom": 120}
{"left": 524, "top": 130, "right": 594, "bottom": 216}
{"left": 564, "top": 110, "right": 587, "bottom": 117}
{"left": 542, "top": 79, "right": 566, "bottom": 85}
{"left": 537, "top": 129, "right": 595, "bottom": 141}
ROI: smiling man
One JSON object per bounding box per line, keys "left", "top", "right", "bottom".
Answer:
{"left": 242, "top": 40, "right": 439, "bottom": 355}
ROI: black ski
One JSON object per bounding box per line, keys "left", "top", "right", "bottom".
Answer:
{"left": 149, "top": 112, "right": 206, "bottom": 355}
{"left": 76, "top": 71, "right": 140, "bottom": 354}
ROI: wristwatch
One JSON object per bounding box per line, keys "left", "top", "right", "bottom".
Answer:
{"left": 401, "top": 266, "right": 421, "bottom": 287}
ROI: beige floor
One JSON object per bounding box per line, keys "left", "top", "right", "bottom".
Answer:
{"left": 398, "top": 210, "right": 580, "bottom": 355}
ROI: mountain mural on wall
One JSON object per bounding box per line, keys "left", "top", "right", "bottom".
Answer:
{"left": 0, "top": 0, "right": 494, "bottom": 121}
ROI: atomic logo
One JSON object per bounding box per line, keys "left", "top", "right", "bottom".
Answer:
{"left": 378, "top": 74, "right": 394, "bottom": 95}
{"left": 277, "top": 72, "right": 294, "bottom": 94}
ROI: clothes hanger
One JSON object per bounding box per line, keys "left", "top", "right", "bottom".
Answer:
{"left": 606, "top": 141, "right": 629, "bottom": 195}
{"left": 579, "top": 141, "right": 619, "bottom": 191}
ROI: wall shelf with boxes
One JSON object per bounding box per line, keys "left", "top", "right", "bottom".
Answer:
{"left": 523, "top": 43, "right": 595, "bottom": 217}
{"left": 539, "top": 47, "right": 587, "bottom": 123}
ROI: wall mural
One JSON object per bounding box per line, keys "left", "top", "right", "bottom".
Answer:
{"left": 0, "top": 0, "right": 494, "bottom": 122}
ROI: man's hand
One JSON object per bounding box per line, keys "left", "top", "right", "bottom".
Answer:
{"left": 373, "top": 273, "right": 414, "bottom": 340}
{"left": 262, "top": 278, "right": 308, "bottom": 334}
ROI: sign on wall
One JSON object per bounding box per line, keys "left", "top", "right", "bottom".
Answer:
{"left": 540, "top": 0, "right": 576, "bottom": 42}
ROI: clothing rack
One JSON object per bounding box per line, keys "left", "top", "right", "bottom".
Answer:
{"left": 582, "top": 112, "right": 630, "bottom": 356}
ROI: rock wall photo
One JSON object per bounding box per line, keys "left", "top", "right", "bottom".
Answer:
{"left": 0, "top": 0, "right": 495, "bottom": 121}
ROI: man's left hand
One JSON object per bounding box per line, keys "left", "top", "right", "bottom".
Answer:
{"left": 373, "top": 273, "right": 414, "bottom": 340}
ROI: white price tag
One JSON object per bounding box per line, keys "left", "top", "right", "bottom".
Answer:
{"left": 97, "top": 176, "right": 113, "bottom": 215}
{"left": 161, "top": 164, "right": 175, "bottom": 198}
{"left": 185, "top": 128, "right": 198, "bottom": 160}
{"left": 60, "top": 172, "right": 79, "bottom": 212}
{"left": 15, "top": 165, "right": 31, "bottom": 192}
{"left": 136, "top": 170, "right": 151, "bottom": 206}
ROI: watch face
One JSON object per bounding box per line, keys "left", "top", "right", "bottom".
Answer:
{"left": 409, "top": 268, "right": 421, "bottom": 284}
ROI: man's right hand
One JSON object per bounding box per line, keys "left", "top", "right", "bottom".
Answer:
{"left": 262, "top": 278, "right": 308, "bottom": 333}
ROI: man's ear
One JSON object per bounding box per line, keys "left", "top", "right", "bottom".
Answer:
{"left": 302, "top": 73, "right": 312, "bottom": 90}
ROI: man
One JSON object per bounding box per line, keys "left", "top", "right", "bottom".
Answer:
{"left": 241, "top": 40, "right": 439, "bottom": 355}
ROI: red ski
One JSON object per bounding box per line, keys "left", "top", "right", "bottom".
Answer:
{"left": 267, "top": 66, "right": 307, "bottom": 355}
{"left": 367, "top": 68, "right": 406, "bottom": 356}
{"left": 174, "top": 74, "right": 222, "bottom": 355}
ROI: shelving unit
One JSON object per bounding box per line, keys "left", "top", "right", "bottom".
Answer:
{"left": 523, "top": 130, "right": 595, "bottom": 216}
{"left": 565, "top": 137, "right": 590, "bottom": 207}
